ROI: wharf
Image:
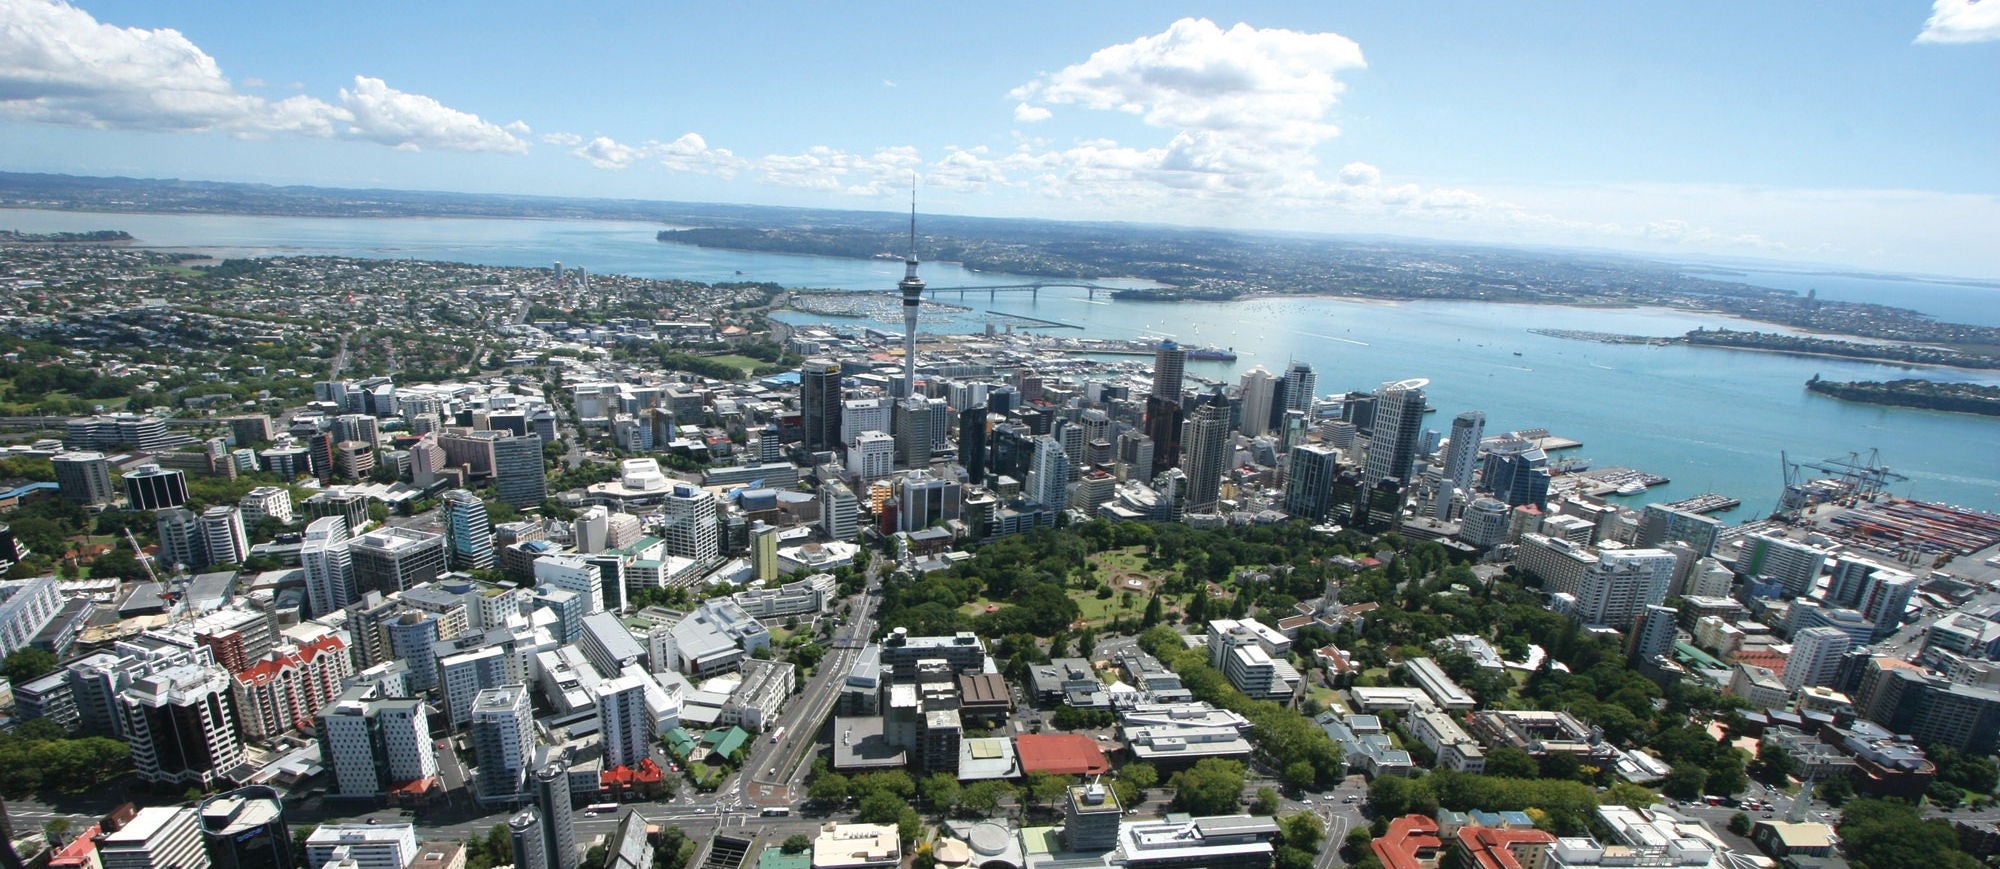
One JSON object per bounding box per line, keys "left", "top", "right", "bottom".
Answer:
{"left": 986, "top": 310, "right": 1082, "bottom": 329}
{"left": 1664, "top": 493, "right": 1742, "bottom": 515}
{"left": 1573, "top": 467, "right": 1671, "bottom": 497}
{"left": 1504, "top": 427, "right": 1583, "bottom": 452}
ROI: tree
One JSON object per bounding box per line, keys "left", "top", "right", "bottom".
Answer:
{"left": 1706, "top": 754, "right": 1750, "bottom": 797}
{"left": 1026, "top": 772, "right": 1069, "bottom": 811}
{"left": 1169, "top": 758, "right": 1248, "bottom": 815}
{"left": 1283, "top": 760, "right": 1317, "bottom": 792}
{"left": 808, "top": 772, "right": 850, "bottom": 805}
{"left": 1123, "top": 762, "right": 1159, "bottom": 793}
{"left": 781, "top": 835, "right": 811, "bottom": 855}
{"left": 1662, "top": 764, "right": 1709, "bottom": 801}
{"left": 1483, "top": 747, "right": 1540, "bottom": 779}
{"left": 1605, "top": 783, "right": 1658, "bottom": 810}
{"left": 857, "top": 792, "right": 906, "bottom": 825}
{"left": 1837, "top": 797, "right": 1978, "bottom": 869}
{"left": 1, "top": 648, "right": 58, "bottom": 686}
{"left": 1539, "top": 752, "right": 1583, "bottom": 782}
{"left": 1252, "top": 787, "right": 1281, "bottom": 817}
{"left": 922, "top": 773, "right": 961, "bottom": 814}
{"left": 1727, "top": 812, "right": 1751, "bottom": 836}
{"left": 1279, "top": 812, "right": 1325, "bottom": 852}
{"left": 1143, "top": 593, "right": 1164, "bottom": 627}
{"left": 1748, "top": 743, "right": 1797, "bottom": 787}
{"left": 1817, "top": 775, "right": 1855, "bottom": 807}
{"left": 961, "top": 781, "right": 1008, "bottom": 816}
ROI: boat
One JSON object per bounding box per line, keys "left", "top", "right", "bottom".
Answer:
{"left": 1616, "top": 481, "right": 1647, "bottom": 496}
{"left": 1187, "top": 346, "right": 1237, "bottom": 361}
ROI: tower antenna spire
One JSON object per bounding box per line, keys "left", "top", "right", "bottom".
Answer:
{"left": 897, "top": 173, "right": 924, "bottom": 399}
{"left": 908, "top": 173, "right": 918, "bottom": 262}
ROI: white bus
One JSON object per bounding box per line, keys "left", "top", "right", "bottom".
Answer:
{"left": 769, "top": 726, "right": 786, "bottom": 744}
{"left": 585, "top": 803, "right": 620, "bottom": 815}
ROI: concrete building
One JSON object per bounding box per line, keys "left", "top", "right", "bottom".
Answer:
{"left": 349, "top": 527, "right": 448, "bottom": 596}
{"left": 472, "top": 685, "right": 536, "bottom": 805}
{"left": 198, "top": 786, "right": 294, "bottom": 869}
{"left": 1786, "top": 626, "right": 1853, "bottom": 693}
{"left": 1411, "top": 709, "right": 1486, "bottom": 773}
{"left": 812, "top": 823, "right": 900, "bottom": 869}
{"left": 125, "top": 465, "right": 191, "bottom": 511}
{"left": 118, "top": 655, "right": 245, "bottom": 787}
{"left": 1207, "top": 620, "right": 1300, "bottom": 701}
{"left": 1734, "top": 534, "right": 1831, "bottom": 598}
{"left": 199, "top": 506, "right": 251, "bottom": 568}
{"left": 100, "top": 807, "right": 206, "bottom": 869}
{"left": 306, "top": 825, "right": 418, "bottom": 869}
{"left": 1573, "top": 548, "right": 1677, "bottom": 629}
{"left": 318, "top": 688, "right": 439, "bottom": 798}
{"left": 597, "top": 675, "right": 654, "bottom": 770}
{"left": 52, "top": 451, "right": 115, "bottom": 505}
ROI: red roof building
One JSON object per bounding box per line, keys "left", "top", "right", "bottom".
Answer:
{"left": 1013, "top": 733, "right": 1111, "bottom": 776}
{"left": 47, "top": 823, "right": 102, "bottom": 869}
{"left": 1455, "top": 826, "right": 1557, "bottom": 869}
{"left": 231, "top": 633, "right": 352, "bottom": 739}
{"left": 1373, "top": 815, "right": 1445, "bottom": 869}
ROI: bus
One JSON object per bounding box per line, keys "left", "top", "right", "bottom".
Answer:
{"left": 761, "top": 808, "right": 791, "bottom": 817}
{"left": 585, "top": 803, "right": 620, "bottom": 815}
{"left": 770, "top": 726, "right": 786, "bottom": 744}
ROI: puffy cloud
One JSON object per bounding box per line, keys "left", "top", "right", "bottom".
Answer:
{"left": 566, "top": 133, "right": 744, "bottom": 174}
{"left": 573, "top": 135, "right": 650, "bottom": 170}
{"left": 1917, "top": 0, "right": 2000, "bottom": 43}
{"left": 337, "top": 77, "right": 527, "bottom": 153}
{"left": 753, "top": 145, "right": 921, "bottom": 196}
{"left": 0, "top": 0, "right": 526, "bottom": 153}
{"left": 1012, "top": 102, "right": 1052, "bottom": 123}
{"left": 540, "top": 132, "right": 583, "bottom": 147}
{"left": 1336, "top": 161, "right": 1381, "bottom": 186}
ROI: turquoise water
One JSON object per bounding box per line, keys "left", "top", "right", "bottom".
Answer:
{"left": 4, "top": 208, "right": 1994, "bottom": 517}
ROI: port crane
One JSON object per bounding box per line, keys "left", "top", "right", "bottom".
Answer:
{"left": 1777, "top": 449, "right": 1909, "bottom": 518}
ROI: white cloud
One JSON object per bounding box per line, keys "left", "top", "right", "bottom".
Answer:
{"left": 573, "top": 135, "right": 650, "bottom": 170}
{"left": 0, "top": 0, "right": 527, "bottom": 153}
{"left": 1917, "top": 0, "right": 2000, "bottom": 43}
{"left": 882, "top": 79, "right": 898, "bottom": 88}
{"left": 336, "top": 77, "right": 527, "bottom": 153}
{"left": 1336, "top": 162, "right": 1381, "bottom": 186}
{"left": 566, "top": 133, "right": 745, "bottom": 175}
{"left": 1013, "top": 102, "right": 1052, "bottom": 123}
{"left": 753, "top": 145, "right": 921, "bottom": 196}
{"left": 540, "top": 132, "right": 583, "bottom": 147}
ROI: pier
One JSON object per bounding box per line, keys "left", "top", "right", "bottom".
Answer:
{"left": 985, "top": 310, "right": 1082, "bottom": 329}
{"left": 1664, "top": 493, "right": 1742, "bottom": 514}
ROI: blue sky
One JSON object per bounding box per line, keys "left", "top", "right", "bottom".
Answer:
{"left": 2, "top": 1, "right": 1997, "bottom": 277}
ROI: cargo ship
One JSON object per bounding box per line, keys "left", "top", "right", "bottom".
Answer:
{"left": 1187, "top": 346, "right": 1238, "bottom": 361}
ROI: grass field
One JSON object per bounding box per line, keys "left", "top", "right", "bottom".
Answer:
{"left": 704, "top": 354, "right": 766, "bottom": 375}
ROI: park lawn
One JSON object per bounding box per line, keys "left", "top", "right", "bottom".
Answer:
{"left": 148, "top": 264, "right": 205, "bottom": 278}
{"left": 703, "top": 354, "right": 765, "bottom": 375}
{"left": 1309, "top": 686, "right": 1340, "bottom": 709}
{"left": 1069, "top": 586, "right": 1147, "bottom": 626}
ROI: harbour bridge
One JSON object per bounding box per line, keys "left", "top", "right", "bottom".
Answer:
{"left": 792, "top": 281, "right": 1132, "bottom": 301}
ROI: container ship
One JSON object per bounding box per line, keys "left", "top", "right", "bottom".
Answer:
{"left": 1186, "top": 346, "right": 1237, "bottom": 361}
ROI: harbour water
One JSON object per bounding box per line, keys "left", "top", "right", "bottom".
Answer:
{"left": 4, "top": 208, "right": 1995, "bottom": 517}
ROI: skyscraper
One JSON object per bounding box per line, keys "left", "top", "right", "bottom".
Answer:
{"left": 509, "top": 810, "right": 547, "bottom": 869}
{"left": 119, "top": 655, "right": 245, "bottom": 788}
{"left": 534, "top": 761, "right": 577, "bottom": 869}
{"left": 1180, "top": 397, "right": 1233, "bottom": 514}
{"left": 472, "top": 685, "right": 534, "bottom": 805}
{"left": 595, "top": 675, "right": 652, "bottom": 770}
{"left": 1786, "top": 626, "right": 1852, "bottom": 692}
{"left": 1150, "top": 340, "right": 1186, "bottom": 403}
{"left": 441, "top": 490, "right": 495, "bottom": 570}
{"left": 893, "top": 396, "right": 932, "bottom": 468}
{"left": 1282, "top": 361, "right": 1317, "bottom": 414}
{"left": 198, "top": 786, "right": 295, "bottom": 869}
{"left": 1237, "top": 366, "right": 1276, "bottom": 437}
{"left": 1025, "top": 436, "right": 1071, "bottom": 513}
{"left": 199, "top": 506, "right": 250, "bottom": 567}
{"left": 800, "top": 359, "right": 843, "bottom": 452}
{"left": 1442, "top": 411, "right": 1485, "bottom": 494}
{"left": 1283, "top": 443, "right": 1341, "bottom": 521}
{"left": 492, "top": 434, "right": 547, "bottom": 509}
{"left": 1363, "top": 379, "right": 1428, "bottom": 486}
{"left": 959, "top": 406, "right": 988, "bottom": 484}
{"left": 52, "top": 451, "right": 114, "bottom": 505}
{"left": 300, "top": 516, "right": 354, "bottom": 618}
{"left": 898, "top": 196, "right": 925, "bottom": 400}
{"left": 124, "top": 465, "right": 190, "bottom": 511}
{"left": 662, "top": 484, "right": 719, "bottom": 563}
{"left": 1143, "top": 341, "right": 1187, "bottom": 479}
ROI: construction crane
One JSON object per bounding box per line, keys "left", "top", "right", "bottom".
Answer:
{"left": 1777, "top": 449, "right": 1910, "bottom": 518}
{"left": 122, "top": 526, "right": 160, "bottom": 584}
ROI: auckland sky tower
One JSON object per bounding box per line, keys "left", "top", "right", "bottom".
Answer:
{"left": 897, "top": 187, "right": 924, "bottom": 398}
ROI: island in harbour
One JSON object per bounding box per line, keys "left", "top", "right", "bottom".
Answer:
{"left": 1805, "top": 376, "right": 2000, "bottom": 417}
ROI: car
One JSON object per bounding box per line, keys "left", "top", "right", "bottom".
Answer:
{"left": 1302, "top": 798, "right": 1313, "bottom": 806}
{"left": 1345, "top": 796, "right": 1358, "bottom": 804}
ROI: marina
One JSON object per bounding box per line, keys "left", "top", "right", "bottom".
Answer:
{"left": 1569, "top": 467, "right": 1673, "bottom": 498}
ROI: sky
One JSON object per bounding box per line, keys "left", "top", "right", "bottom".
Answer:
{"left": 1, "top": 1, "right": 1997, "bottom": 278}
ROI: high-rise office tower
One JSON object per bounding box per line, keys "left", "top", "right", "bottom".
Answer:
{"left": 1150, "top": 340, "right": 1186, "bottom": 403}
{"left": 662, "top": 484, "right": 719, "bottom": 563}
{"left": 124, "top": 465, "right": 190, "bottom": 511}
{"left": 1282, "top": 361, "right": 1317, "bottom": 415}
{"left": 534, "top": 761, "right": 577, "bottom": 869}
{"left": 1734, "top": 534, "right": 1832, "bottom": 598}
{"left": 1237, "top": 366, "right": 1276, "bottom": 437}
{"left": 1786, "top": 626, "right": 1852, "bottom": 692}
{"left": 119, "top": 655, "right": 245, "bottom": 788}
{"left": 157, "top": 507, "right": 207, "bottom": 573}
{"left": 1180, "top": 397, "right": 1233, "bottom": 514}
{"left": 441, "top": 490, "right": 495, "bottom": 570}
{"left": 595, "top": 675, "right": 652, "bottom": 770}
{"left": 893, "top": 396, "right": 932, "bottom": 468}
{"left": 101, "top": 806, "right": 207, "bottom": 869}
{"left": 1442, "top": 411, "right": 1485, "bottom": 494}
{"left": 1363, "top": 379, "right": 1428, "bottom": 485}
{"left": 198, "top": 786, "right": 295, "bottom": 869}
{"left": 199, "top": 506, "right": 250, "bottom": 567}
{"left": 1144, "top": 343, "right": 1187, "bottom": 479}
{"left": 52, "top": 451, "right": 114, "bottom": 505}
{"left": 1636, "top": 503, "right": 1722, "bottom": 556}
{"left": 1283, "top": 443, "right": 1341, "bottom": 521}
{"left": 472, "top": 685, "right": 534, "bottom": 805}
{"left": 1115, "top": 430, "right": 1154, "bottom": 483}
{"left": 800, "top": 359, "right": 843, "bottom": 453}
{"left": 300, "top": 516, "right": 354, "bottom": 618}
{"left": 898, "top": 195, "right": 925, "bottom": 400}
{"left": 1481, "top": 437, "right": 1550, "bottom": 508}
{"left": 959, "top": 406, "right": 988, "bottom": 484}
{"left": 1628, "top": 605, "right": 1679, "bottom": 664}
{"left": 509, "top": 810, "right": 547, "bottom": 869}
{"left": 493, "top": 434, "right": 547, "bottom": 509}
{"left": 1025, "top": 436, "right": 1071, "bottom": 513}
